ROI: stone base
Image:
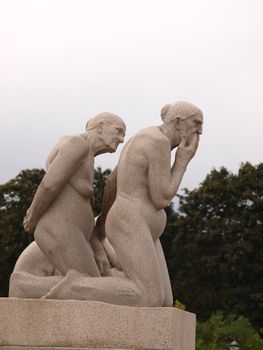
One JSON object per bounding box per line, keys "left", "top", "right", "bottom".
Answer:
{"left": 0, "top": 298, "right": 195, "bottom": 349}
{"left": 0, "top": 348, "right": 130, "bottom": 350}
{"left": 1, "top": 348, "right": 127, "bottom": 350}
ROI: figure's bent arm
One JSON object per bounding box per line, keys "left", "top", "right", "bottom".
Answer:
{"left": 25, "top": 137, "right": 88, "bottom": 231}
{"left": 148, "top": 139, "right": 187, "bottom": 209}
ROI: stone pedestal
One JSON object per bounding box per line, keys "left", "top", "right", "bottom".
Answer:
{"left": 0, "top": 298, "right": 195, "bottom": 349}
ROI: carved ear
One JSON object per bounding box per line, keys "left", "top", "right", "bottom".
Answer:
{"left": 175, "top": 117, "right": 181, "bottom": 130}
{"left": 96, "top": 122, "right": 104, "bottom": 134}
{"left": 85, "top": 120, "right": 90, "bottom": 131}
{"left": 161, "top": 104, "right": 171, "bottom": 121}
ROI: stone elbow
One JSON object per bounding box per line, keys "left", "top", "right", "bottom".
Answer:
{"left": 41, "top": 179, "right": 59, "bottom": 194}
{"left": 162, "top": 198, "right": 171, "bottom": 209}
{"left": 154, "top": 197, "right": 170, "bottom": 210}
{"left": 151, "top": 189, "right": 171, "bottom": 209}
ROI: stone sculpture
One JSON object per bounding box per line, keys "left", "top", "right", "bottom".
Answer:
{"left": 9, "top": 102, "right": 203, "bottom": 308}
{"left": 9, "top": 112, "right": 126, "bottom": 298}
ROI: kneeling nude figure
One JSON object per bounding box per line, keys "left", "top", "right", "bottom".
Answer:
{"left": 44, "top": 101, "right": 203, "bottom": 307}
{"left": 9, "top": 112, "right": 126, "bottom": 298}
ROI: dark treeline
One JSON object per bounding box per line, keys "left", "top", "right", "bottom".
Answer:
{"left": 0, "top": 167, "right": 110, "bottom": 296}
{"left": 1, "top": 163, "right": 263, "bottom": 348}
{"left": 162, "top": 162, "right": 263, "bottom": 332}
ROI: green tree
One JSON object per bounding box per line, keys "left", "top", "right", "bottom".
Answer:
{"left": 0, "top": 169, "right": 45, "bottom": 296}
{"left": 197, "top": 312, "right": 263, "bottom": 350}
{"left": 170, "top": 163, "right": 263, "bottom": 331}
{"left": 92, "top": 167, "right": 111, "bottom": 217}
{"left": 0, "top": 167, "right": 111, "bottom": 297}
{"left": 160, "top": 203, "right": 179, "bottom": 279}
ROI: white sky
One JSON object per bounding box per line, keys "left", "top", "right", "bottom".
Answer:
{"left": 0, "top": 0, "right": 262, "bottom": 192}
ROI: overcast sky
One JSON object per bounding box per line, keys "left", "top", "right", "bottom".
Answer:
{"left": 1, "top": 0, "right": 262, "bottom": 193}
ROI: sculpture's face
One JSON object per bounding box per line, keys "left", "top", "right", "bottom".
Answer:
{"left": 181, "top": 112, "right": 203, "bottom": 144}
{"left": 101, "top": 122, "right": 126, "bottom": 152}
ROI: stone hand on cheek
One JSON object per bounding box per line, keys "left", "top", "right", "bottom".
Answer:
{"left": 179, "top": 120, "right": 193, "bottom": 147}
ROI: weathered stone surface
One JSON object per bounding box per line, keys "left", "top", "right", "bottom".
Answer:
{"left": 0, "top": 348, "right": 132, "bottom": 350}
{"left": 9, "top": 112, "right": 126, "bottom": 300}
{"left": 9, "top": 102, "right": 203, "bottom": 309}
{"left": 1, "top": 348, "right": 124, "bottom": 350}
{"left": 0, "top": 298, "right": 195, "bottom": 349}
{"left": 1, "top": 348, "right": 126, "bottom": 350}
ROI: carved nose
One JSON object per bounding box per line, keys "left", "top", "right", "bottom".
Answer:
{"left": 198, "top": 126, "right": 203, "bottom": 135}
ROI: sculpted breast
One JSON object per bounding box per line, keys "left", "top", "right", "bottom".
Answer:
{"left": 69, "top": 158, "right": 94, "bottom": 199}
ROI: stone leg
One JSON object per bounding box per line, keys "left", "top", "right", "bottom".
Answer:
{"left": 9, "top": 271, "right": 63, "bottom": 299}
{"left": 43, "top": 269, "right": 141, "bottom": 306}
{"left": 35, "top": 223, "right": 101, "bottom": 276}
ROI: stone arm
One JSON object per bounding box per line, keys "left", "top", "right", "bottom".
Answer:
{"left": 90, "top": 166, "right": 120, "bottom": 274}
{"left": 24, "top": 137, "right": 88, "bottom": 233}
{"left": 89, "top": 231, "right": 111, "bottom": 276}
{"left": 148, "top": 134, "right": 199, "bottom": 210}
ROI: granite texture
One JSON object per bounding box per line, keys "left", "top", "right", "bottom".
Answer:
{"left": 9, "top": 102, "right": 203, "bottom": 309}
{"left": 1, "top": 348, "right": 127, "bottom": 350}
{"left": 0, "top": 345, "right": 128, "bottom": 350}
{"left": 1, "top": 348, "right": 124, "bottom": 350}
{"left": 9, "top": 112, "right": 126, "bottom": 299}
{"left": 0, "top": 298, "right": 195, "bottom": 349}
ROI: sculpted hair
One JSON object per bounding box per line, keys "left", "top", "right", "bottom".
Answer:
{"left": 161, "top": 101, "right": 202, "bottom": 123}
{"left": 86, "top": 112, "right": 126, "bottom": 131}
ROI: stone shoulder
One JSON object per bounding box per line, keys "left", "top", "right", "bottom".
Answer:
{"left": 58, "top": 134, "right": 89, "bottom": 152}
{"left": 133, "top": 126, "right": 170, "bottom": 150}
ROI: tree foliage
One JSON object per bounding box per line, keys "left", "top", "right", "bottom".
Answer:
{"left": 0, "top": 167, "right": 111, "bottom": 297}
{"left": 160, "top": 203, "right": 179, "bottom": 265}
{"left": 0, "top": 169, "right": 45, "bottom": 296}
{"left": 196, "top": 312, "right": 263, "bottom": 350}
{"left": 92, "top": 167, "right": 111, "bottom": 217}
{"left": 170, "top": 162, "right": 263, "bottom": 331}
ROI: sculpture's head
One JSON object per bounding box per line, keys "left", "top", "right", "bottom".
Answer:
{"left": 86, "top": 112, "right": 126, "bottom": 153}
{"left": 161, "top": 101, "right": 203, "bottom": 147}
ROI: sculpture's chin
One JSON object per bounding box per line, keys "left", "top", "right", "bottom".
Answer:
{"left": 108, "top": 144, "right": 118, "bottom": 152}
